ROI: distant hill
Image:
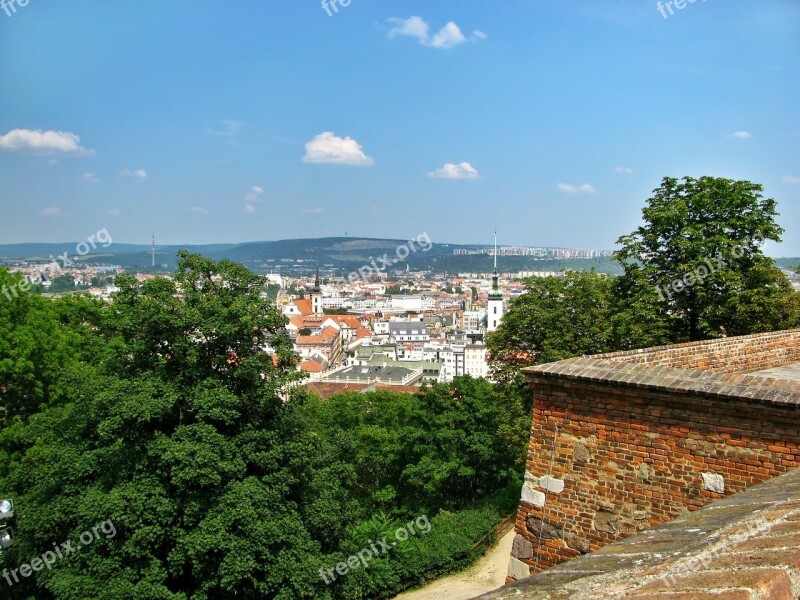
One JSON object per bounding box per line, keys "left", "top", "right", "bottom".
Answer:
{"left": 776, "top": 257, "right": 800, "bottom": 270}
{"left": 11, "top": 238, "right": 792, "bottom": 277}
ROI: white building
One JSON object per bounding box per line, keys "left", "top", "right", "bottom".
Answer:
{"left": 389, "top": 321, "right": 430, "bottom": 343}
{"left": 463, "top": 310, "right": 486, "bottom": 331}
{"left": 465, "top": 344, "right": 490, "bottom": 379}
{"left": 311, "top": 265, "right": 323, "bottom": 316}
{"left": 391, "top": 295, "right": 423, "bottom": 312}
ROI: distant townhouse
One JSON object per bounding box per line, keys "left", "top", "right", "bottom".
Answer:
{"left": 388, "top": 321, "right": 430, "bottom": 343}
{"left": 464, "top": 344, "right": 490, "bottom": 379}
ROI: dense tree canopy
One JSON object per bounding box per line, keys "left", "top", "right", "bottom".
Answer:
{"left": 616, "top": 176, "right": 798, "bottom": 341}
{"left": 0, "top": 253, "right": 525, "bottom": 599}
{"left": 1, "top": 253, "right": 342, "bottom": 598}
{"left": 302, "top": 378, "right": 528, "bottom": 514}
{"left": 486, "top": 270, "right": 619, "bottom": 381}
{"left": 489, "top": 176, "right": 799, "bottom": 377}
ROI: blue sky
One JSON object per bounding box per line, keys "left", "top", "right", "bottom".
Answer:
{"left": 1, "top": 0, "right": 798, "bottom": 254}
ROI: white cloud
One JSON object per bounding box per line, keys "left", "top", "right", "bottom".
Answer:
{"left": 244, "top": 204, "right": 257, "bottom": 214}
{"left": 783, "top": 175, "right": 800, "bottom": 185}
{"left": 40, "top": 206, "right": 60, "bottom": 217}
{"left": 387, "top": 16, "right": 485, "bottom": 49}
{"left": 429, "top": 162, "right": 480, "bottom": 180}
{"left": 303, "top": 132, "right": 374, "bottom": 166}
{"left": 728, "top": 131, "right": 752, "bottom": 139}
{"left": 190, "top": 207, "right": 209, "bottom": 214}
{"left": 428, "top": 22, "right": 467, "bottom": 49}
{"left": 614, "top": 167, "right": 633, "bottom": 174}
{"left": 121, "top": 168, "right": 148, "bottom": 181}
{"left": 303, "top": 208, "right": 324, "bottom": 214}
{"left": 244, "top": 186, "right": 264, "bottom": 203}
{"left": 558, "top": 183, "right": 597, "bottom": 194}
{"left": 82, "top": 172, "right": 99, "bottom": 184}
{"left": 0, "top": 129, "right": 90, "bottom": 154}
{"left": 109, "top": 209, "right": 121, "bottom": 217}
{"left": 387, "top": 16, "right": 430, "bottom": 41}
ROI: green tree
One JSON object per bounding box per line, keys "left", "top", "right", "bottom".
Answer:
{"left": 616, "top": 176, "right": 796, "bottom": 341}
{"left": 0, "top": 253, "right": 357, "bottom": 599}
{"left": 486, "top": 270, "right": 616, "bottom": 382}
{"left": 608, "top": 267, "right": 674, "bottom": 351}
{"left": 0, "top": 269, "right": 104, "bottom": 423}
{"left": 45, "top": 274, "right": 77, "bottom": 294}
{"left": 303, "top": 378, "right": 526, "bottom": 515}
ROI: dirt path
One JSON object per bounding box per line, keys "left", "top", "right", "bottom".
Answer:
{"left": 393, "top": 528, "right": 515, "bottom": 600}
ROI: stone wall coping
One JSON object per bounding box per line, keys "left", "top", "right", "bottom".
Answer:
{"left": 591, "top": 328, "right": 800, "bottom": 363}
{"left": 523, "top": 357, "right": 800, "bottom": 407}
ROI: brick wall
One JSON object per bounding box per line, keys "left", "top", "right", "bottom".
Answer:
{"left": 593, "top": 328, "right": 800, "bottom": 372}
{"left": 510, "top": 333, "right": 800, "bottom": 581}
{"left": 485, "top": 469, "right": 800, "bottom": 599}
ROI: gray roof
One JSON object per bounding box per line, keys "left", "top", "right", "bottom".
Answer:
{"left": 329, "top": 365, "right": 418, "bottom": 383}
{"left": 388, "top": 322, "right": 429, "bottom": 335}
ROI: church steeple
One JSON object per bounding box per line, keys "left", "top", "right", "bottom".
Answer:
{"left": 311, "top": 262, "right": 323, "bottom": 315}
{"left": 487, "top": 232, "right": 504, "bottom": 333}
{"left": 489, "top": 232, "right": 502, "bottom": 299}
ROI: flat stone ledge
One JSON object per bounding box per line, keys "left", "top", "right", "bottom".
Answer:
{"left": 523, "top": 358, "right": 800, "bottom": 407}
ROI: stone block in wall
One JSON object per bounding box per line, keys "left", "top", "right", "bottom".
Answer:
{"left": 702, "top": 472, "right": 725, "bottom": 493}
{"left": 526, "top": 517, "right": 563, "bottom": 539}
{"left": 565, "top": 533, "right": 591, "bottom": 554}
{"left": 574, "top": 442, "right": 591, "bottom": 465}
{"left": 511, "top": 534, "right": 534, "bottom": 560}
{"left": 524, "top": 471, "right": 539, "bottom": 487}
{"left": 539, "top": 475, "right": 565, "bottom": 494}
{"left": 593, "top": 510, "right": 620, "bottom": 534}
{"left": 506, "top": 556, "right": 531, "bottom": 580}
{"left": 521, "top": 485, "right": 546, "bottom": 508}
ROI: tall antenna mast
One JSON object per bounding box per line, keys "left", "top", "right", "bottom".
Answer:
{"left": 493, "top": 230, "right": 498, "bottom": 273}
{"left": 151, "top": 231, "right": 156, "bottom": 268}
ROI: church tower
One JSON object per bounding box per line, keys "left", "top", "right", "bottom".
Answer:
{"left": 487, "top": 233, "right": 504, "bottom": 333}
{"left": 311, "top": 263, "right": 323, "bottom": 316}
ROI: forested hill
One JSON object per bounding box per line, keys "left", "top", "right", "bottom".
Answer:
{"left": 0, "top": 237, "right": 623, "bottom": 274}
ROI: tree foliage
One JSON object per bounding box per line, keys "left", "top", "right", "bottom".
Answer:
{"left": 489, "top": 177, "right": 799, "bottom": 378}
{"left": 616, "top": 176, "right": 797, "bottom": 340}
{"left": 0, "top": 254, "right": 346, "bottom": 598}
{"left": 302, "top": 378, "right": 527, "bottom": 516}
{"left": 486, "top": 270, "right": 618, "bottom": 381}
{"left": 0, "top": 254, "right": 523, "bottom": 599}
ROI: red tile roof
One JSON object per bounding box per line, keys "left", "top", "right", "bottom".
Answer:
{"left": 299, "top": 360, "right": 325, "bottom": 373}
{"left": 326, "top": 315, "right": 363, "bottom": 329}
{"left": 294, "top": 299, "right": 313, "bottom": 316}
{"left": 355, "top": 327, "right": 373, "bottom": 339}
{"left": 296, "top": 327, "right": 339, "bottom": 345}
{"left": 290, "top": 315, "right": 326, "bottom": 329}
